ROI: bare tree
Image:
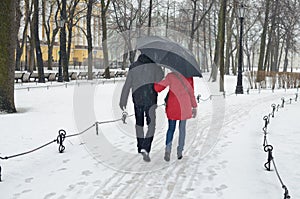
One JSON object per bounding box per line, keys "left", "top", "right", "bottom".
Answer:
{"left": 100, "top": 0, "right": 111, "bottom": 78}
{"left": 148, "top": 0, "right": 153, "bottom": 35}
{"left": 66, "top": 0, "right": 81, "bottom": 68}
{"left": 59, "top": 0, "right": 69, "bottom": 81}
{"left": 33, "top": 0, "right": 45, "bottom": 83}
{"left": 188, "top": 0, "right": 214, "bottom": 51}
{"left": 42, "top": 0, "right": 60, "bottom": 70}
{"left": 280, "top": 0, "right": 299, "bottom": 72}
{"left": 86, "top": 0, "right": 93, "bottom": 80}
{"left": 15, "top": 0, "right": 33, "bottom": 72}
{"left": 225, "top": 4, "right": 234, "bottom": 75}
{"left": 256, "top": 0, "right": 271, "bottom": 81}
{"left": 15, "top": 0, "right": 22, "bottom": 71}
{"left": 219, "top": 0, "right": 226, "bottom": 91}
{"left": 0, "top": 0, "right": 17, "bottom": 113}
{"left": 112, "top": 0, "right": 139, "bottom": 65}
{"left": 209, "top": 3, "right": 221, "bottom": 82}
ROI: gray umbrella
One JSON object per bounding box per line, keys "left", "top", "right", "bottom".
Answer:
{"left": 136, "top": 36, "right": 202, "bottom": 78}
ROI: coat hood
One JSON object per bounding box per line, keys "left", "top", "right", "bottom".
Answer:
{"left": 137, "top": 54, "right": 154, "bottom": 64}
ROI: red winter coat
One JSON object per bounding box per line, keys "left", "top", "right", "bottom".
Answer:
{"left": 154, "top": 72, "right": 197, "bottom": 120}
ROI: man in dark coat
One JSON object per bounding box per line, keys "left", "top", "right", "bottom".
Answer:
{"left": 119, "top": 53, "right": 164, "bottom": 162}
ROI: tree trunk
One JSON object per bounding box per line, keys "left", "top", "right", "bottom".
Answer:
{"left": 189, "top": 0, "right": 197, "bottom": 51}
{"left": 225, "top": 7, "right": 234, "bottom": 75}
{"left": 219, "top": 0, "right": 226, "bottom": 92}
{"left": 101, "top": 0, "right": 110, "bottom": 78}
{"left": 264, "top": 0, "right": 278, "bottom": 72}
{"left": 42, "top": 0, "right": 59, "bottom": 70}
{"left": 148, "top": 0, "right": 153, "bottom": 35}
{"left": 0, "top": 0, "right": 17, "bottom": 113}
{"left": 33, "top": 0, "right": 45, "bottom": 83}
{"left": 87, "top": 0, "right": 93, "bottom": 80}
{"left": 29, "top": 1, "right": 35, "bottom": 72}
{"left": 15, "top": 0, "right": 22, "bottom": 71}
{"left": 67, "top": 0, "right": 79, "bottom": 69}
{"left": 257, "top": 0, "right": 271, "bottom": 81}
{"left": 122, "top": 43, "right": 128, "bottom": 70}
{"left": 61, "top": 0, "right": 69, "bottom": 81}
{"left": 165, "top": 0, "right": 170, "bottom": 37}
{"left": 210, "top": 3, "right": 221, "bottom": 82}
{"left": 283, "top": 33, "right": 290, "bottom": 72}
{"left": 202, "top": 0, "right": 208, "bottom": 72}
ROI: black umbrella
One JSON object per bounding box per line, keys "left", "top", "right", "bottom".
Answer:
{"left": 136, "top": 36, "right": 202, "bottom": 78}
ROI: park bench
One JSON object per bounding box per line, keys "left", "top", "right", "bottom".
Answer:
{"left": 69, "top": 72, "right": 77, "bottom": 80}
{"left": 46, "top": 73, "right": 57, "bottom": 81}
{"left": 44, "top": 73, "right": 51, "bottom": 81}
{"left": 77, "top": 72, "right": 88, "bottom": 79}
{"left": 29, "top": 72, "right": 39, "bottom": 82}
{"left": 95, "top": 71, "right": 105, "bottom": 78}
{"left": 109, "top": 71, "right": 116, "bottom": 78}
{"left": 22, "top": 73, "right": 30, "bottom": 82}
{"left": 115, "top": 70, "right": 127, "bottom": 77}
{"left": 15, "top": 72, "right": 25, "bottom": 83}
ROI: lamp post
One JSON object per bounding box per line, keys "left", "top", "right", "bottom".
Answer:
{"left": 235, "top": 3, "right": 245, "bottom": 94}
{"left": 57, "top": 18, "right": 65, "bottom": 82}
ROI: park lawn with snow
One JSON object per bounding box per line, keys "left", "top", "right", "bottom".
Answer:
{"left": 0, "top": 74, "right": 299, "bottom": 199}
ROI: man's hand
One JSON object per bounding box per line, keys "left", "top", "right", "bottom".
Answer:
{"left": 119, "top": 103, "right": 126, "bottom": 111}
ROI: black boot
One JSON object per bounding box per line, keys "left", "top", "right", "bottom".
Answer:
{"left": 137, "top": 138, "right": 144, "bottom": 153}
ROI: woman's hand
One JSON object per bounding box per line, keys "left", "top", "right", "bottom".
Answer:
{"left": 192, "top": 108, "right": 197, "bottom": 118}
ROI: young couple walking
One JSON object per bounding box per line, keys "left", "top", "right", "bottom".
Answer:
{"left": 119, "top": 54, "right": 197, "bottom": 162}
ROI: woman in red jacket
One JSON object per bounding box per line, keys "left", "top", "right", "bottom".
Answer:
{"left": 154, "top": 72, "right": 197, "bottom": 161}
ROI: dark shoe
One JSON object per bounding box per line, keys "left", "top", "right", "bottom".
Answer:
{"left": 164, "top": 151, "right": 170, "bottom": 162}
{"left": 141, "top": 149, "right": 151, "bottom": 162}
{"left": 177, "top": 151, "right": 183, "bottom": 160}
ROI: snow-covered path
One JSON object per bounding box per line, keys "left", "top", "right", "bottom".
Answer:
{"left": 0, "top": 77, "right": 299, "bottom": 199}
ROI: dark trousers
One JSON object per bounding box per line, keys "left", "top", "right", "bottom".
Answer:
{"left": 134, "top": 104, "right": 157, "bottom": 153}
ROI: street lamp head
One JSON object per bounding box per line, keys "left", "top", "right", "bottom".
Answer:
{"left": 238, "top": 3, "right": 245, "bottom": 19}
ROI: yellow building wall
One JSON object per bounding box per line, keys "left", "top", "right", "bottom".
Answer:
{"left": 19, "top": 1, "right": 103, "bottom": 65}
{"left": 21, "top": 45, "right": 103, "bottom": 64}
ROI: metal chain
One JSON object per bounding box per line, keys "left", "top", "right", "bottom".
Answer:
{"left": 261, "top": 94, "right": 299, "bottom": 198}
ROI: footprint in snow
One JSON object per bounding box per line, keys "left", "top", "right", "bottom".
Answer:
{"left": 25, "top": 177, "right": 33, "bottom": 183}
{"left": 43, "top": 192, "right": 56, "bottom": 199}
{"left": 62, "top": 159, "right": 70, "bottom": 164}
{"left": 81, "top": 170, "right": 93, "bottom": 176}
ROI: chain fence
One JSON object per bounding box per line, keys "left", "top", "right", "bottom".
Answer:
{"left": 261, "top": 93, "right": 298, "bottom": 199}
{"left": 1, "top": 83, "right": 299, "bottom": 199}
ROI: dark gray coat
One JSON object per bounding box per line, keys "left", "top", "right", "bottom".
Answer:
{"left": 120, "top": 54, "right": 164, "bottom": 107}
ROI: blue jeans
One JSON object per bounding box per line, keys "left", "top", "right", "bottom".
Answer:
{"left": 165, "top": 120, "right": 186, "bottom": 153}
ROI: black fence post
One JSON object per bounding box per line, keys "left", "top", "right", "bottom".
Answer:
{"left": 122, "top": 112, "right": 128, "bottom": 124}
{"left": 0, "top": 165, "right": 2, "bottom": 182}
{"left": 277, "top": 104, "right": 280, "bottom": 111}
{"left": 271, "top": 104, "right": 276, "bottom": 118}
{"left": 283, "top": 185, "right": 291, "bottom": 199}
{"left": 57, "top": 129, "right": 66, "bottom": 153}
{"left": 197, "top": 94, "right": 200, "bottom": 103}
{"left": 95, "top": 122, "right": 99, "bottom": 135}
{"left": 281, "top": 98, "right": 285, "bottom": 108}
{"left": 263, "top": 115, "right": 269, "bottom": 129}
{"left": 263, "top": 127, "right": 268, "bottom": 147}
{"left": 264, "top": 145, "right": 273, "bottom": 171}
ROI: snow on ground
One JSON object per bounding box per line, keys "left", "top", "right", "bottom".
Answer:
{"left": 0, "top": 74, "right": 299, "bottom": 199}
